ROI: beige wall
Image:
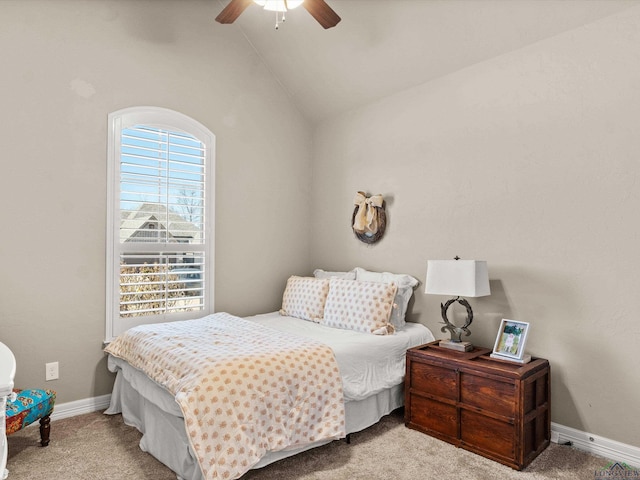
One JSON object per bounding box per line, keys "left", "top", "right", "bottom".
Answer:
{"left": 311, "top": 7, "right": 640, "bottom": 446}
{"left": 2, "top": 0, "right": 639, "bottom": 451}
{"left": 0, "top": 1, "right": 312, "bottom": 402}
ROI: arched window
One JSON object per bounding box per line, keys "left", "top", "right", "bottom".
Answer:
{"left": 106, "top": 107, "right": 215, "bottom": 340}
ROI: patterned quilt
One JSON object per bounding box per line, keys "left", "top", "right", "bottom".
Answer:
{"left": 104, "top": 313, "right": 346, "bottom": 480}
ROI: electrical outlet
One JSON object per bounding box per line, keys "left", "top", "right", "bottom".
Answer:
{"left": 45, "top": 362, "right": 59, "bottom": 381}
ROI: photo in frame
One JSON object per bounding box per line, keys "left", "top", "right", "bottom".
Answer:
{"left": 491, "top": 319, "right": 530, "bottom": 362}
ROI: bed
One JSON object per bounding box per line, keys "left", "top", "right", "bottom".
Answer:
{"left": 104, "top": 270, "right": 435, "bottom": 480}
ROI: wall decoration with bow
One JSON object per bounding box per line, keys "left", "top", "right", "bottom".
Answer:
{"left": 352, "top": 191, "right": 387, "bottom": 244}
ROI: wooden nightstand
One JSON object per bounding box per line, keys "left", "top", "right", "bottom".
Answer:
{"left": 404, "top": 341, "right": 550, "bottom": 470}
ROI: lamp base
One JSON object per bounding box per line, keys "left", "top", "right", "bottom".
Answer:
{"left": 439, "top": 339, "right": 473, "bottom": 352}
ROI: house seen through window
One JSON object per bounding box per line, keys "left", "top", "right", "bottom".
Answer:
{"left": 106, "top": 107, "right": 215, "bottom": 340}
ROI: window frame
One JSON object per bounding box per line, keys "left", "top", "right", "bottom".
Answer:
{"left": 106, "top": 106, "right": 215, "bottom": 341}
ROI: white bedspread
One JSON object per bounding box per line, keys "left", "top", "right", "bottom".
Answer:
{"left": 245, "top": 312, "right": 435, "bottom": 402}
{"left": 105, "top": 312, "right": 346, "bottom": 480}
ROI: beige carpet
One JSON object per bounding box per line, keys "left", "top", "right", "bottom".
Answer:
{"left": 7, "top": 409, "right": 612, "bottom": 479}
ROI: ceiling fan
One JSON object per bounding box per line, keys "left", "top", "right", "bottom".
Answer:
{"left": 215, "top": 0, "right": 341, "bottom": 29}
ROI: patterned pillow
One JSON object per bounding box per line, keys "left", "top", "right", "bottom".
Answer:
{"left": 279, "top": 276, "right": 330, "bottom": 322}
{"left": 323, "top": 278, "right": 398, "bottom": 335}
{"left": 354, "top": 268, "right": 419, "bottom": 329}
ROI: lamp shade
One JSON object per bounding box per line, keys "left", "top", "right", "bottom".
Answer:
{"left": 425, "top": 260, "right": 490, "bottom": 298}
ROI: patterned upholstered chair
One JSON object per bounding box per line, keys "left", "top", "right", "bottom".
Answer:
{"left": 6, "top": 389, "right": 56, "bottom": 447}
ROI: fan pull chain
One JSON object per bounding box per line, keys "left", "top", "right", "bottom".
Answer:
{"left": 275, "top": 10, "right": 286, "bottom": 30}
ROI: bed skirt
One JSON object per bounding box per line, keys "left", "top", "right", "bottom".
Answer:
{"left": 105, "top": 356, "right": 405, "bottom": 480}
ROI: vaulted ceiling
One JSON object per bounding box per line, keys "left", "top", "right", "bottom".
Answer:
{"left": 215, "top": 0, "right": 640, "bottom": 123}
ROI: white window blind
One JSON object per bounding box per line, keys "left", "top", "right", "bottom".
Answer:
{"left": 106, "top": 107, "right": 215, "bottom": 341}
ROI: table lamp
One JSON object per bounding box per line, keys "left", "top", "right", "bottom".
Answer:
{"left": 425, "top": 257, "right": 490, "bottom": 352}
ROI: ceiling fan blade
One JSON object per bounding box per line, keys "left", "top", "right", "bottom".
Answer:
{"left": 215, "top": 0, "right": 254, "bottom": 24}
{"left": 302, "top": 0, "right": 341, "bottom": 29}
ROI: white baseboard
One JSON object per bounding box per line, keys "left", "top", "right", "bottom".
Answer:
{"left": 50, "top": 394, "right": 111, "bottom": 421}
{"left": 552, "top": 422, "right": 640, "bottom": 468}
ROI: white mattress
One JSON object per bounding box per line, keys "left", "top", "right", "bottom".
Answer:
{"left": 245, "top": 312, "right": 435, "bottom": 401}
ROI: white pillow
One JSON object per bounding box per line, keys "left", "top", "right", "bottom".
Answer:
{"left": 354, "top": 267, "right": 419, "bottom": 329}
{"left": 323, "top": 278, "right": 397, "bottom": 335}
{"left": 279, "top": 276, "right": 330, "bottom": 323}
{"left": 313, "top": 269, "right": 356, "bottom": 280}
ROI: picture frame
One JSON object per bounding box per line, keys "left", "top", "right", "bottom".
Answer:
{"left": 492, "top": 319, "right": 530, "bottom": 361}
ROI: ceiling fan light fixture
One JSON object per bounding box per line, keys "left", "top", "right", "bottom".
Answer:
{"left": 253, "top": 0, "right": 304, "bottom": 12}
{"left": 216, "top": 0, "right": 340, "bottom": 30}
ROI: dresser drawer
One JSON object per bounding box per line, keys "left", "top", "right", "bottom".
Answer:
{"left": 460, "top": 372, "right": 516, "bottom": 418}
{"left": 409, "top": 361, "right": 457, "bottom": 401}
{"left": 408, "top": 394, "right": 457, "bottom": 440}
{"left": 461, "top": 409, "right": 515, "bottom": 460}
